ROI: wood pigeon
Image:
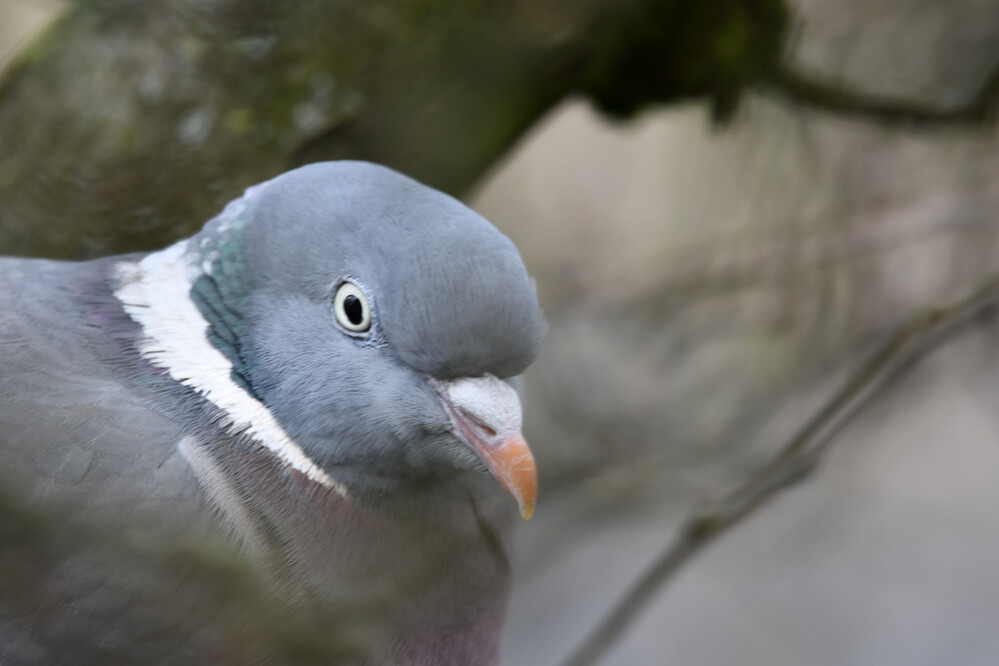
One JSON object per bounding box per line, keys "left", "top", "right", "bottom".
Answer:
{"left": 0, "top": 161, "right": 545, "bottom": 664}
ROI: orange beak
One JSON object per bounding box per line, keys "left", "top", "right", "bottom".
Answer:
{"left": 434, "top": 376, "right": 538, "bottom": 520}
{"left": 450, "top": 411, "right": 537, "bottom": 520}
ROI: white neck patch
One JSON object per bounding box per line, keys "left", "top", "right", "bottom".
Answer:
{"left": 114, "top": 240, "right": 346, "bottom": 497}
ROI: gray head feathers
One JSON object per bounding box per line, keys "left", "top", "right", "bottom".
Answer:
{"left": 200, "top": 161, "right": 544, "bottom": 379}
{"left": 152, "top": 161, "right": 545, "bottom": 496}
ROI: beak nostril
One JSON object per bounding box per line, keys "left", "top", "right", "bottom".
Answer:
{"left": 460, "top": 409, "right": 498, "bottom": 438}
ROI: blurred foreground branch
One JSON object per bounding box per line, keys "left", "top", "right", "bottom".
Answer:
{"left": 0, "top": 470, "right": 390, "bottom": 662}
{"left": 562, "top": 276, "right": 999, "bottom": 666}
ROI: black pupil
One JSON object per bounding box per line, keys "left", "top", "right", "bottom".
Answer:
{"left": 343, "top": 294, "right": 364, "bottom": 326}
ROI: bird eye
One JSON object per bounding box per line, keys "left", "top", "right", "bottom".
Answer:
{"left": 333, "top": 281, "right": 371, "bottom": 333}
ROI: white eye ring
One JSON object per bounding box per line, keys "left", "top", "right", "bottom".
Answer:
{"left": 333, "top": 282, "right": 372, "bottom": 333}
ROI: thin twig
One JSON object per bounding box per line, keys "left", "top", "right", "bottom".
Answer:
{"left": 764, "top": 60, "right": 999, "bottom": 126}
{"left": 561, "top": 277, "right": 999, "bottom": 666}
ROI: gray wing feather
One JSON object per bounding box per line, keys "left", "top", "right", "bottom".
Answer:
{"left": 0, "top": 257, "right": 239, "bottom": 663}
{"left": 0, "top": 256, "right": 201, "bottom": 521}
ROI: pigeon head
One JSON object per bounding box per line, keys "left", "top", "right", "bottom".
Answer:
{"left": 113, "top": 161, "right": 544, "bottom": 518}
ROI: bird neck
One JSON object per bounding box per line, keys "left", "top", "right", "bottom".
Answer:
{"left": 108, "top": 238, "right": 347, "bottom": 497}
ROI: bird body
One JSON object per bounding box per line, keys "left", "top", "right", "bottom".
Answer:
{"left": 0, "top": 162, "right": 543, "bottom": 664}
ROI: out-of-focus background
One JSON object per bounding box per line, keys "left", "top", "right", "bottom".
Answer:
{"left": 4, "top": 1, "right": 999, "bottom": 664}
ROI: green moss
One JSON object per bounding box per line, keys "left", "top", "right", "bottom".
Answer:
{"left": 223, "top": 107, "right": 254, "bottom": 134}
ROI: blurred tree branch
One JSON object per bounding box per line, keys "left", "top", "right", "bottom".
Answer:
{"left": 561, "top": 276, "right": 999, "bottom": 666}
{"left": 3, "top": 1, "right": 997, "bottom": 260}
{"left": 0, "top": 0, "right": 787, "bottom": 259}
{"left": 765, "top": 59, "right": 999, "bottom": 126}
